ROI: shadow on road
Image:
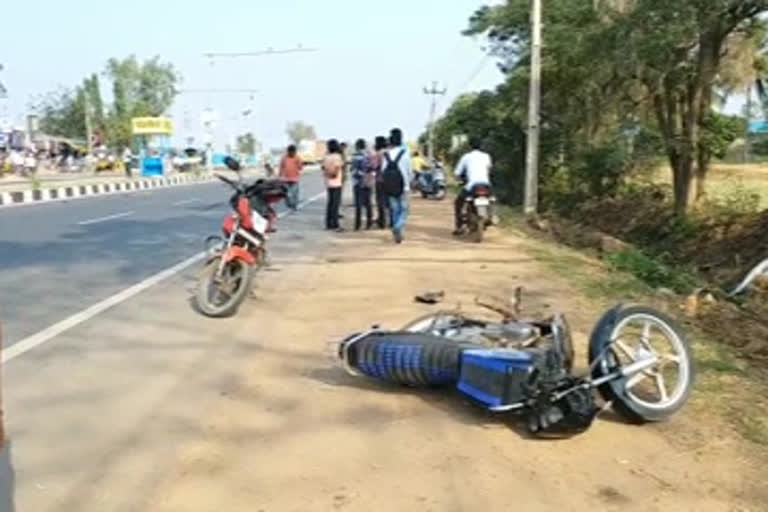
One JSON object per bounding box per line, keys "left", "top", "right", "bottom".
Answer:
{"left": 0, "top": 441, "right": 16, "bottom": 512}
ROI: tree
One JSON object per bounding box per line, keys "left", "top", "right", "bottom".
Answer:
{"left": 597, "top": 0, "right": 768, "bottom": 212}
{"left": 31, "top": 56, "right": 180, "bottom": 149}
{"left": 236, "top": 133, "right": 258, "bottom": 155}
{"left": 463, "top": 0, "right": 768, "bottom": 214}
{"left": 32, "top": 87, "right": 87, "bottom": 141}
{"left": 104, "top": 55, "right": 180, "bottom": 148}
{"left": 286, "top": 121, "right": 316, "bottom": 145}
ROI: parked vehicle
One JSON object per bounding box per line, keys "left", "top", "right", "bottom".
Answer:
{"left": 94, "top": 147, "right": 117, "bottom": 172}
{"left": 195, "top": 156, "right": 288, "bottom": 317}
{"left": 333, "top": 291, "right": 695, "bottom": 437}
{"left": 412, "top": 161, "right": 447, "bottom": 200}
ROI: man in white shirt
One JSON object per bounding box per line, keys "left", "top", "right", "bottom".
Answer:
{"left": 453, "top": 137, "right": 492, "bottom": 235}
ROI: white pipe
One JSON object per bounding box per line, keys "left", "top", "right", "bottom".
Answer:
{"left": 729, "top": 258, "right": 768, "bottom": 296}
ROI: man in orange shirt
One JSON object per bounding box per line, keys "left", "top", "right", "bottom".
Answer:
{"left": 279, "top": 144, "right": 303, "bottom": 211}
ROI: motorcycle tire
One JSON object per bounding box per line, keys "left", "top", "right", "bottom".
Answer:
{"left": 588, "top": 304, "right": 695, "bottom": 423}
{"left": 195, "top": 258, "right": 254, "bottom": 318}
{"left": 473, "top": 224, "right": 484, "bottom": 243}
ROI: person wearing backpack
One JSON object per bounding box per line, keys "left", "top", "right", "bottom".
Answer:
{"left": 380, "top": 128, "right": 412, "bottom": 243}
{"left": 351, "top": 138, "right": 374, "bottom": 230}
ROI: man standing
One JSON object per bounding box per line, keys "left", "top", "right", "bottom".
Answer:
{"left": 279, "top": 144, "right": 303, "bottom": 211}
{"left": 351, "top": 138, "right": 374, "bottom": 230}
{"left": 380, "top": 128, "right": 412, "bottom": 243}
{"left": 452, "top": 137, "right": 492, "bottom": 236}
{"left": 372, "top": 136, "right": 390, "bottom": 229}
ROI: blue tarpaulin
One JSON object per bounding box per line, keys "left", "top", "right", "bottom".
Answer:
{"left": 748, "top": 120, "right": 768, "bottom": 134}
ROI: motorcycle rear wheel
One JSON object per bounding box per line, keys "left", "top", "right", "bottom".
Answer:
{"left": 195, "top": 258, "right": 254, "bottom": 318}
{"left": 588, "top": 304, "right": 695, "bottom": 423}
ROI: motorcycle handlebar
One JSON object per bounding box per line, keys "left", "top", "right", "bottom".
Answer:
{"left": 215, "top": 173, "right": 242, "bottom": 192}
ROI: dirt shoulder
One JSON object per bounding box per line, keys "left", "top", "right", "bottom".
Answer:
{"left": 146, "top": 197, "right": 767, "bottom": 512}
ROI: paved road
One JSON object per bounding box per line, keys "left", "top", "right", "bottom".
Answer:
{"left": 0, "top": 169, "right": 326, "bottom": 345}
{"left": 1, "top": 184, "right": 336, "bottom": 512}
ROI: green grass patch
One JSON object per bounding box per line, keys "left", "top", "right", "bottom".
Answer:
{"left": 604, "top": 248, "right": 700, "bottom": 294}
{"left": 503, "top": 208, "right": 768, "bottom": 448}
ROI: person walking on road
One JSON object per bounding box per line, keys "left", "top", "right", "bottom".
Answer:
{"left": 372, "top": 135, "right": 389, "bottom": 229}
{"left": 351, "top": 138, "right": 374, "bottom": 230}
{"left": 380, "top": 128, "right": 412, "bottom": 243}
{"left": 279, "top": 144, "right": 304, "bottom": 211}
{"left": 322, "top": 139, "right": 345, "bottom": 232}
{"left": 122, "top": 146, "right": 134, "bottom": 178}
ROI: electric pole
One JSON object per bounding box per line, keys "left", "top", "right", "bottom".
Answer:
{"left": 85, "top": 98, "right": 93, "bottom": 154}
{"left": 524, "top": 0, "right": 542, "bottom": 216}
{"left": 424, "top": 81, "right": 446, "bottom": 162}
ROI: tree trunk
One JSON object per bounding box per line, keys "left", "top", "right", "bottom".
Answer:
{"left": 744, "top": 82, "right": 753, "bottom": 164}
{"left": 693, "top": 29, "right": 722, "bottom": 203}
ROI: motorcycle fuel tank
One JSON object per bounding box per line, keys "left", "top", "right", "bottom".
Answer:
{"left": 456, "top": 349, "right": 537, "bottom": 409}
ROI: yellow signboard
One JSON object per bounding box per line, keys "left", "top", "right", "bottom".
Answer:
{"left": 131, "top": 117, "right": 173, "bottom": 135}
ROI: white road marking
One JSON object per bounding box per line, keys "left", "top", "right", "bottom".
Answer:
{"left": 2, "top": 192, "right": 325, "bottom": 363}
{"left": 77, "top": 211, "right": 135, "bottom": 225}
{"left": 173, "top": 198, "right": 200, "bottom": 206}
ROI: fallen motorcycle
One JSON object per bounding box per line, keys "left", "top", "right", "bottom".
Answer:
{"left": 333, "top": 298, "right": 695, "bottom": 437}
{"left": 195, "top": 156, "right": 288, "bottom": 317}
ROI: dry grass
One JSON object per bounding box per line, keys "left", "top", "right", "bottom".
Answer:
{"left": 648, "top": 162, "right": 768, "bottom": 208}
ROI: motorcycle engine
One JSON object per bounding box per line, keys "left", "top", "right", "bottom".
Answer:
{"left": 525, "top": 376, "right": 598, "bottom": 438}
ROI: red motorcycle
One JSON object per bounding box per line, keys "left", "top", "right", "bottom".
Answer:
{"left": 195, "top": 157, "right": 288, "bottom": 317}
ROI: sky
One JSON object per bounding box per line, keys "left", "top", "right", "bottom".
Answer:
{"left": 0, "top": 0, "right": 504, "bottom": 151}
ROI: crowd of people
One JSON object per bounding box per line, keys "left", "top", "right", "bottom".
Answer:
{"left": 277, "top": 127, "right": 415, "bottom": 244}
{"left": 276, "top": 127, "right": 494, "bottom": 244}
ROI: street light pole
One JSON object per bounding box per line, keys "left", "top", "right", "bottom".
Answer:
{"left": 524, "top": 0, "right": 542, "bottom": 216}
{"left": 423, "top": 81, "right": 446, "bottom": 162}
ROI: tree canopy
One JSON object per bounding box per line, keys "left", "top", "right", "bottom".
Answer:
{"left": 285, "top": 121, "right": 316, "bottom": 145}
{"left": 32, "top": 55, "right": 180, "bottom": 149}
{"left": 432, "top": 0, "right": 768, "bottom": 214}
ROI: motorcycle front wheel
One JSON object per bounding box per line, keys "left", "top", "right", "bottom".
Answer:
{"left": 588, "top": 304, "right": 695, "bottom": 423}
{"left": 195, "top": 258, "right": 254, "bottom": 318}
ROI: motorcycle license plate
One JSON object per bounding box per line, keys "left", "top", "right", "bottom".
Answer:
{"left": 252, "top": 210, "right": 269, "bottom": 234}
{"left": 474, "top": 197, "right": 490, "bottom": 206}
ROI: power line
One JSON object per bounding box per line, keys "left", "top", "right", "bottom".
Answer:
{"left": 455, "top": 54, "right": 492, "bottom": 95}
{"left": 178, "top": 89, "right": 260, "bottom": 94}
{"left": 203, "top": 47, "right": 318, "bottom": 59}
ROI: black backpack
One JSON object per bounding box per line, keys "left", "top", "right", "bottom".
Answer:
{"left": 381, "top": 149, "right": 405, "bottom": 196}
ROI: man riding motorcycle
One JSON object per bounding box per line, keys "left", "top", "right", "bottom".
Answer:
{"left": 452, "top": 137, "right": 493, "bottom": 236}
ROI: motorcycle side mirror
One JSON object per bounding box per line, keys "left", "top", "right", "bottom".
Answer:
{"left": 224, "top": 156, "right": 242, "bottom": 172}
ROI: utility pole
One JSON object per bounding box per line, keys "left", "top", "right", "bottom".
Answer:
{"left": 524, "top": 0, "right": 543, "bottom": 216}
{"left": 84, "top": 96, "right": 93, "bottom": 154}
{"left": 423, "top": 81, "right": 446, "bottom": 162}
